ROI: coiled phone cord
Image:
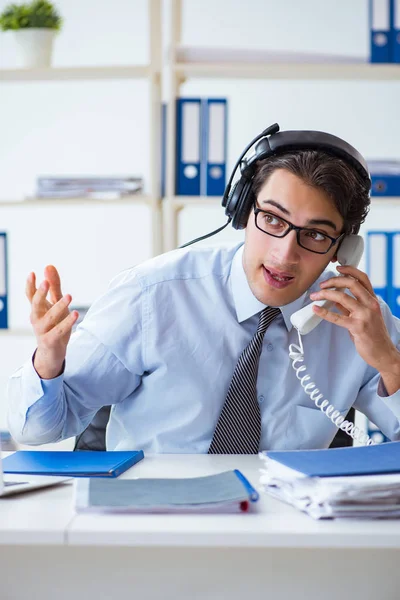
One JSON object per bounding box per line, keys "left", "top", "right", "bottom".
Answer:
{"left": 288, "top": 329, "right": 374, "bottom": 446}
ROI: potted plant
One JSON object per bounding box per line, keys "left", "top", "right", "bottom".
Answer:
{"left": 0, "top": 0, "right": 62, "bottom": 68}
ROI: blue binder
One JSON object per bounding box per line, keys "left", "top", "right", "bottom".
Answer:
{"left": 370, "top": 0, "right": 391, "bottom": 62}
{"left": 392, "top": 0, "right": 400, "bottom": 62}
{"left": 176, "top": 98, "right": 202, "bottom": 195}
{"left": 265, "top": 441, "right": 400, "bottom": 478}
{"left": 368, "top": 159, "right": 400, "bottom": 196}
{"left": 202, "top": 98, "right": 227, "bottom": 196}
{"left": 367, "top": 419, "right": 389, "bottom": 443}
{"left": 3, "top": 450, "right": 144, "bottom": 477}
{"left": 367, "top": 230, "right": 400, "bottom": 317}
{"left": 367, "top": 231, "right": 389, "bottom": 304}
{"left": 0, "top": 232, "right": 8, "bottom": 329}
{"left": 391, "top": 232, "right": 400, "bottom": 317}
{"left": 161, "top": 102, "right": 167, "bottom": 197}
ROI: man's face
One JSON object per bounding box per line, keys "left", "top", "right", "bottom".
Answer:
{"left": 243, "top": 169, "right": 344, "bottom": 307}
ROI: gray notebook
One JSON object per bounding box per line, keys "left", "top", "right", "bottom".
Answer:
{"left": 75, "top": 469, "right": 259, "bottom": 513}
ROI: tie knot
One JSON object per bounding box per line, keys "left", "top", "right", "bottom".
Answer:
{"left": 257, "top": 306, "right": 280, "bottom": 335}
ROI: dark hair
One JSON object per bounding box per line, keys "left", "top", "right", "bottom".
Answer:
{"left": 251, "top": 150, "right": 371, "bottom": 235}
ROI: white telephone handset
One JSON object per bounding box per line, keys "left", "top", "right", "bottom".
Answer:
{"left": 290, "top": 235, "right": 364, "bottom": 334}
{"left": 287, "top": 234, "right": 373, "bottom": 445}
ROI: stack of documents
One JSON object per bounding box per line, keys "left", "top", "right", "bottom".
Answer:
{"left": 259, "top": 442, "right": 400, "bottom": 519}
{"left": 35, "top": 176, "right": 143, "bottom": 199}
{"left": 75, "top": 469, "right": 259, "bottom": 514}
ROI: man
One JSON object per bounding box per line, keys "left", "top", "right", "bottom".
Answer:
{"left": 7, "top": 125, "right": 400, "bottom": 452}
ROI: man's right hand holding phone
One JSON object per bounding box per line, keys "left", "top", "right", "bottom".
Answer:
{"left": 26, "top": 265, "right": 79, "bottom": 380}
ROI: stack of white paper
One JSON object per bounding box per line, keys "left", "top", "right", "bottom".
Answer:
{"left": 259, "top": 443, "right": 400, "bottom": 520}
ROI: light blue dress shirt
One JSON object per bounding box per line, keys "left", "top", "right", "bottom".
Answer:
{"left": 8, "top": 243, "right": 400, "bottom": 452}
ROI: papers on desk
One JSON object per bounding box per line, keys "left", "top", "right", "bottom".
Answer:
{"left": 75, "top": 469, "right": 259, "bottom": 514}
{"left": 259, "top": 442, "right": 400, "bottom": 520}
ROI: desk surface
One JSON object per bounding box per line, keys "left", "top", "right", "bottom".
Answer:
{"left": 1, "top": 453, "right": 400, "bottom": 549}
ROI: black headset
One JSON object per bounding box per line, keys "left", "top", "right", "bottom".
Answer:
{"left": 180, "top": 122, "right": 371, "bottom": 248}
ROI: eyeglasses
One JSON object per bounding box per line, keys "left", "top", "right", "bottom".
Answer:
{"left": 253, "top": 204, "right": 345, "bottom": 254}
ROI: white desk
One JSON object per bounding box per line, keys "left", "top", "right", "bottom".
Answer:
{"left": 1, "top": 454, "right": 400, "bottom": 600}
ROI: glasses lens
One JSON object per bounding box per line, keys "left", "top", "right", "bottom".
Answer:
{"left": 299, "top": 229, "right": 332, "bottom": 253}
{"left": 256, "top": 212, "right": 289, "bottom": 237}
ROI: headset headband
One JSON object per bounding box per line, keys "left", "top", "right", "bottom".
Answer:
{"left": 180, "top": 123, "right": 371, "bottom": 247}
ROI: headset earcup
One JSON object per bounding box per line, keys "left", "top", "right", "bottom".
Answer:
{"left": 231, "top": 178, "right": 255, "bottom": 230}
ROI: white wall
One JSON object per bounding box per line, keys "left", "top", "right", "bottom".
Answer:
{"left": 0, "top": 0, "right": 399, "bottom": 433}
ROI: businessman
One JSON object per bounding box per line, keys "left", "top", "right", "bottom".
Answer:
{"left": 8, "top": 124, "right": 400, "bottom": 452}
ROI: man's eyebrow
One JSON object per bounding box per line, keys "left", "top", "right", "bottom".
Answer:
{"left": 260, "top": 199, "right": 339, "bottom": 232}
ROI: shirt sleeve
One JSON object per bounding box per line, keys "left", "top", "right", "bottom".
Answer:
{"left": 7, "top": 270, "right": 145, "bottom": 445}
{"left": 353, "top": 301, "right": 400, "bottom": 441}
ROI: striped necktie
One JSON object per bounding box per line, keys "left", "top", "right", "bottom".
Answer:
{"left": 208, "top": 306, "right": 280, "bottom": 454}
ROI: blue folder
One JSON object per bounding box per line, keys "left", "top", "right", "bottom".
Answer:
{"left": 77, "top": 469, "right": 259, "bottom": 513}
{"left": 266, "top": 441, "right": 400, "bottom": 478}
{"left": 0, "top": 232, "right": 8, "bottom": 329}
{"left": 2, "top": 450, "right": 144, "bottom": 478}
{"left": 370, "top": 0, "right": 391, "bottom": 63}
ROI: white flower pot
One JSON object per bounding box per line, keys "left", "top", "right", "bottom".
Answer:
{"left": 13, "top": 28, "right": 57, "bottom": 68}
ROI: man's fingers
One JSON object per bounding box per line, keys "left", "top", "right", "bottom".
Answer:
{"left": 30, "top": 280, "right": 51, "bottom": 320}
{"left": 335, "top": 303, "right": 350, "bottom": 317}
{"left": 44, "top": 265, "right": 63, "bottom": 304}
{"left": 34, "top": 294, "right": 73, "bottom": 335}
{"left": 25, "top": 272, "right": 37, "bottom": 303}
{"left": 46, "top": 310, "right": 79, "bottom": 342}
{"left": 336, "top": 265, "right": 375, "bottom": 296}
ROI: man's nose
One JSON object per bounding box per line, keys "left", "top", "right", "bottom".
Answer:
{"left": 274, "top": 230, "right": 300, "bottom": 263}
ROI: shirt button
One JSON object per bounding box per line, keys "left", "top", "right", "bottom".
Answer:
{"left": 258, "top": 395, "right": 264, "bottom": 403}
{"left": 267, "top": 343, "right": 273, "bottom": 351}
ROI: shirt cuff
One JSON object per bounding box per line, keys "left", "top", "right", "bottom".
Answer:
{"left": 379, "top": 379, "right": 400, "bottom": 421}
{"left": 12, "top": 352, "right": 65, "bottom": 412}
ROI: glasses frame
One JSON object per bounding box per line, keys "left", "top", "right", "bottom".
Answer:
{"left": 253, "top": 204, "right": 345, "bottom": 255}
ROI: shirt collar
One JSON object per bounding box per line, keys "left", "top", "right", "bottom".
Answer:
{"left": 230, "top": 244, "right": 310, "bottom": 331}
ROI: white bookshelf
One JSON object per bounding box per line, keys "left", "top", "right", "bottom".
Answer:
{"left": 0, "top": 0, "right": 163, "bottom": 433}
{"left": 174, "top": 61, "right": 400, "bottom": 81}
{"left": 163, "top": 0, "right": 400, "bottom": 251}
{"left": 0, "top": 195, "right": 152, "bottom": 207}
{"left": 0, "top": 65, "right": 151, "bottom": 81}
{"left": 0, "top": 0, "right": 162, "bottom": 256}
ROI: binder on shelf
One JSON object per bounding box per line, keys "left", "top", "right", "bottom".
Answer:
{"left": 367, "top": 419, "right": 389, "bottom": 444}
{"left": 370, "top": 0, "right": 391, "bottom": 62}
{"left": 391, "top": 232, "right": 400, "bottom": 317}
{"left": 176, "top": 98, "right": 202, "bottom": 195}
{"left": 392, "top": 0, "right": 400, "bottom": 62}
{"left": 203, "top": 98, "right": 227, "bottom": 196}
{"left": 2, "top": 450, "right": 144, "bottom": 478}
{"left": 368, "top": 160, "right": 400, "bottom": 196}
{"left": 161, "top": 102, "right": 167, "bottom": 197}
{"left": 367, "top": 231, "right": 389, "bottom": 304}
{"left": 0, "top": 233, "right": 8, "bottom": 330}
